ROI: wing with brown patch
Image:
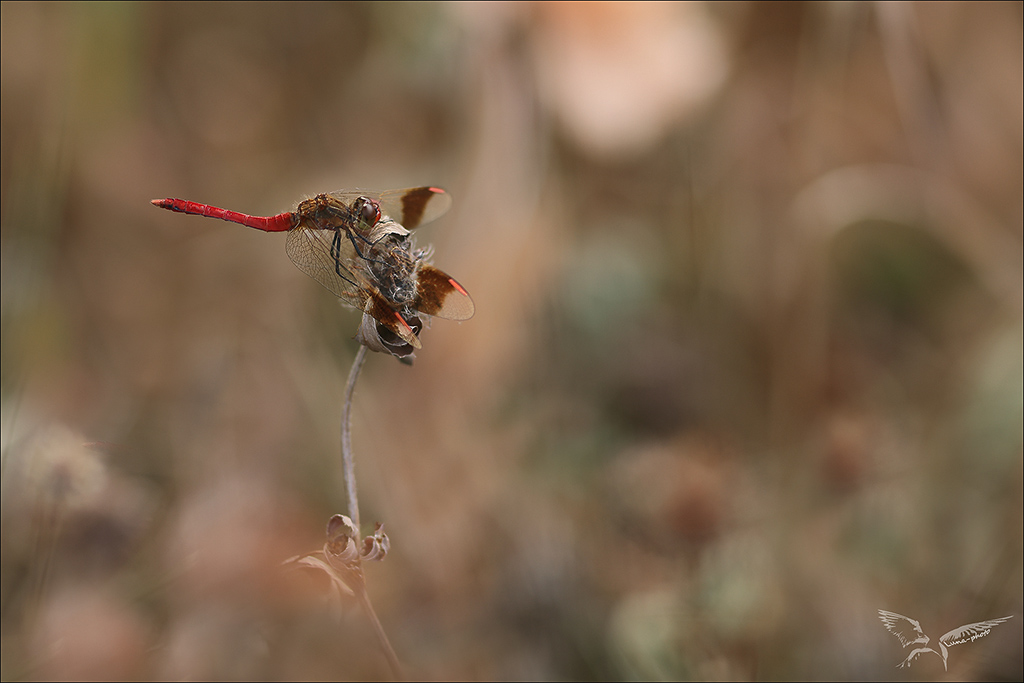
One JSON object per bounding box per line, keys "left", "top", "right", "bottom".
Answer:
{"left": 414, "top": 264, "right": 475, "bottom": 321}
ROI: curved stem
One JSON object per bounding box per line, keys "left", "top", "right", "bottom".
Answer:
{"left": 340, "top": 345, "right": 402, "bottom": 678}
{"left": 356, "top": 587, "right": 403, "bottom": 678}
{"left": 342, "top": 345, "right": 368, "bottom": 533}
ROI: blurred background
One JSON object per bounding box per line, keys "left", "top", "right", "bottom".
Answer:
{"left": 2, "top": 2, "right": 1021, "bottom": 680}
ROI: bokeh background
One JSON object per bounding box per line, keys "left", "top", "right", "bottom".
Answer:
{"left": 2, "top": 2, "right": 1021, "bottom": 680}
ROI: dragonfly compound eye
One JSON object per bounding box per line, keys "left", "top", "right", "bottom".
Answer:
{"left": 359, "top": 198, "right": 381, "bottom": 226}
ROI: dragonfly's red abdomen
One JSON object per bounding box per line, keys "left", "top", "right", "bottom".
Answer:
{"left": 151, "top": 198, "right": 296, "bottom": 232}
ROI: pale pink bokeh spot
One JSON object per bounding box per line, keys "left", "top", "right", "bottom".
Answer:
{"left": 533, "top": 2, "right": 729, "bottom": 157}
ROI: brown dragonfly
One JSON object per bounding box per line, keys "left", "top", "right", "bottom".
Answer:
{"left": 152, "top": 187, "right": 473, "bottom": 360}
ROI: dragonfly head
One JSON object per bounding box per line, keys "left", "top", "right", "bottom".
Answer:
{"left": 356, "top": 196, "right": 382, "bottom": 227}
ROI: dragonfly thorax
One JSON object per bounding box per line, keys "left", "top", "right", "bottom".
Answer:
{"left": 296, "top": 194, "right": 381, "bottom": 233}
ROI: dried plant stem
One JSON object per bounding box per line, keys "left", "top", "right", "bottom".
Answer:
{"left": 342, "top": 344, "right": 368, "bottom": 532}
{"left": 340, "top": 344, "right": 402, "bottom": 678}
{"left": 356, "top": 584, "right": 402, "bottom": 677}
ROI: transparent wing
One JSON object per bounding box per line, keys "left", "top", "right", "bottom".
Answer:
{"left": 285, "top": 225, "right": 368, "bottom": 308}
{"left": 327, "top": 187, "right": 452, "bottom": 230}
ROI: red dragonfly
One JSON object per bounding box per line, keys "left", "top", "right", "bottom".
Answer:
{"left": 152, "top": 187, "right": 473, "bottom": 360}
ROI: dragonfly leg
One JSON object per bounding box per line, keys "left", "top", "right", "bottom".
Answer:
{"left": 344, "top": 228, "right": 386, "bottom": 267}
{"left": 329, "top": 229, "right": 360, "bottom": 288}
